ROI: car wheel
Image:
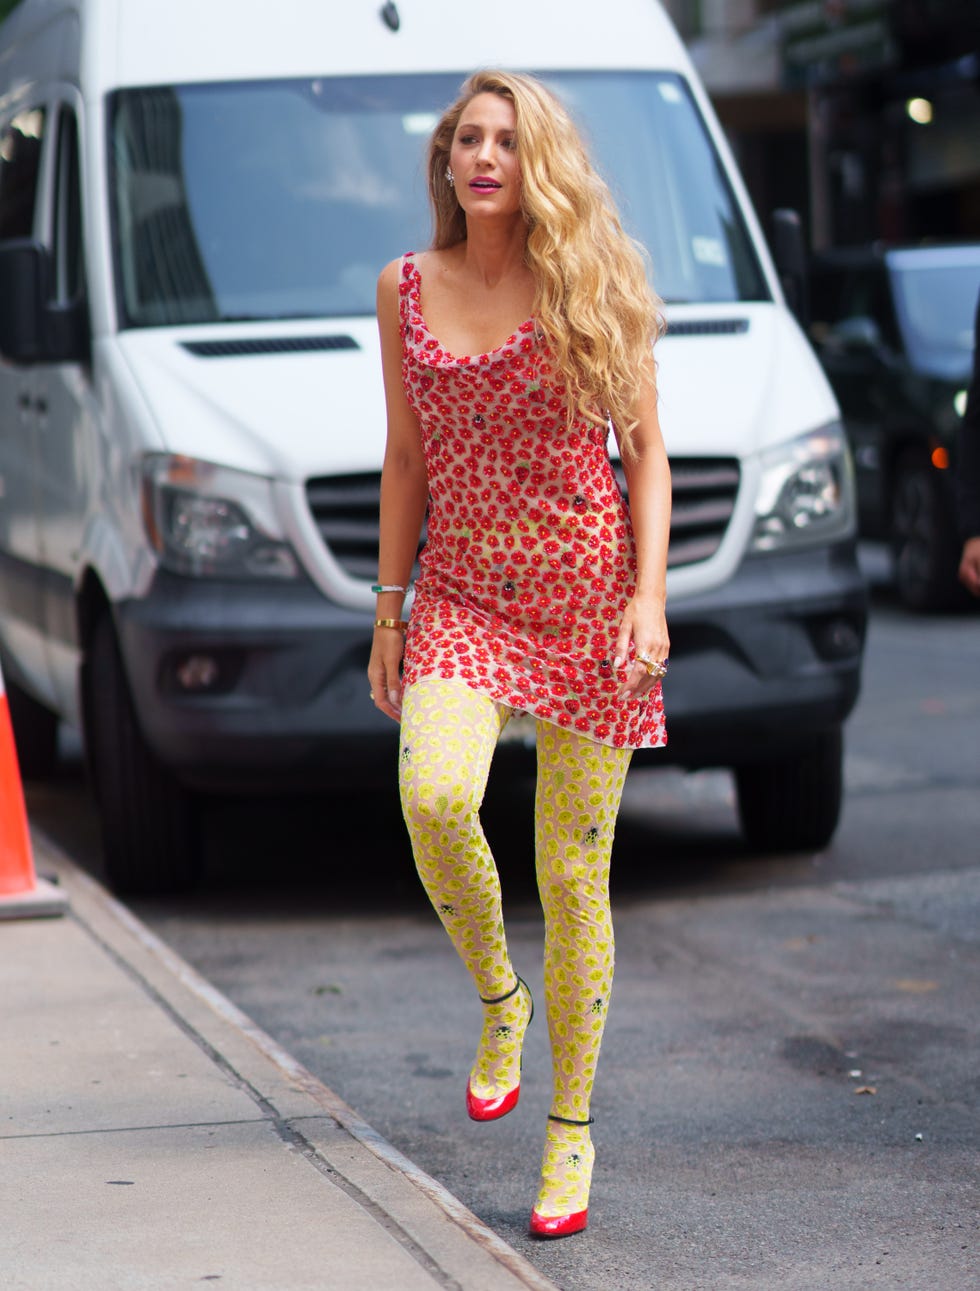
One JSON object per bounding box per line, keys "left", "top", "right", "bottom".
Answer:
{"left": 735, "top": 728, "right": 843, "bottom": 853}
{"left": 891, "top": 454, "right": 965, "bottom": 612}
{"left": 4, "top": 673, "right": 59, "bottom": 779}
{"left": 85, "top": 612, "right": 201, "bottom": 895}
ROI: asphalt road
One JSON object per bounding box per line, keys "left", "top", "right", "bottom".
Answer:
{"left": 25, "top": 555, "right": 980, "bottom": 1291}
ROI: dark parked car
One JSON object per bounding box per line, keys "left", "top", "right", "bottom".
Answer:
{"left": 810, "top": 244, "right": 980, "bottom": 611}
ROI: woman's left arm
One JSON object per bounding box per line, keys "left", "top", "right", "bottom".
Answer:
{"left": 613, "top": 361, "right": 672, "bottom": 698}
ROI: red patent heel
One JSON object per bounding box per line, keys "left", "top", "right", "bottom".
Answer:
{"left": 466, "top": 1081, "right": 521, "bottom": 1121}
{"left": 529, "top": 1114, "right": 595, "bottom": 1239}
{"left": 465, "top": 977, "right": 533, "bottom": 1122}
{"left": 529, "top": 1207, "right": 589, "bottom": 1239}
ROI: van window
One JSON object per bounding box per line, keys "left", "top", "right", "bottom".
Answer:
{"left": 52, "top": 108, "right": 84, "bottom": 302}
{"left": 108, "top": 73, "right": 767, "bottom": 329}
{"left": 0, "top": 107, "right": 46, "bottom": 241}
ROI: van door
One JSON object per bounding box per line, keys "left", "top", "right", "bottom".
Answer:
{"left": 0, "top": 104, "right": 53, "bottom": 704}
{"left": 33, "top": 101, "right": 93, "bottom": 718}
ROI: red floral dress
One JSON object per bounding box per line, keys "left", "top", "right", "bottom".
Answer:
{"left": 399, "top": 252, "right": 666, "bottom": 750}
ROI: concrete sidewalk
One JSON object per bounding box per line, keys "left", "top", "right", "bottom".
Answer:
{"left": 1, "top": 832, "right": 558, "bottom": 1291}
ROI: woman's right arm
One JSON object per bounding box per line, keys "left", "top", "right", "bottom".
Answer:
{"left": 368, "top": 259, "right": 430, "bottom": 720}
{"left": 956, "top": 290, "right": 980, "bottom": 595}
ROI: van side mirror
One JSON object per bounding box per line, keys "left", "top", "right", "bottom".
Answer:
{"left": 0, "top": 239, "right": 89, "bottom": 365}
{"left": 770, "top": 209, "right": 809, "bottom": 330}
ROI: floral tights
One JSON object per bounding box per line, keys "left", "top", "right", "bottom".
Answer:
{"left": 398, "top": 678, "right": 632, "bottom": 1216}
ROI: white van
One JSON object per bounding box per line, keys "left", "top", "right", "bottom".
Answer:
{"left": 0, "top": 0, "right": 866, "bottom": 892}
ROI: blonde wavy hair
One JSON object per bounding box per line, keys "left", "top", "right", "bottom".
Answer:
{"left": 427, "top": 70, "right": 664, "bottom": 455}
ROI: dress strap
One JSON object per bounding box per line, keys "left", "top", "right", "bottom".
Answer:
{"left": 398, "top": 251, "right": 417, "bottom": 338}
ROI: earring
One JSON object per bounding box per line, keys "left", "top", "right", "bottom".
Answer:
{"left": 446, "top": 166, "right": 455, "bottom": 188}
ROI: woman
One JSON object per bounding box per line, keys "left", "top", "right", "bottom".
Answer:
{"left": 368, "top": 69, "right": 671, "bottom": 1239}
{"left": 956, "top": 288, "right": 980, "bottom": 596}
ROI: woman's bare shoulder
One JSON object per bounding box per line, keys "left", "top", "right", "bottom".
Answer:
{"left": 414, "top": 247, "right": 464, "bottom": 277}
{"left": 377, "top": 255, "right": 415, "bottom": 312}
{"left": 377, "top": 256, "right": 406, "bottom": 290}
{"left": 378, "top": 249, "right": 452, "bottom": 296}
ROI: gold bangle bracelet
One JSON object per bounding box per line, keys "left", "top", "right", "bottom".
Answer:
{"left": 374, "top": 618, "right": 409, "bottom": 631}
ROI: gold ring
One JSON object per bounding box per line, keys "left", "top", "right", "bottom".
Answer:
{"left": 635, "top": 651, "right": 669, "bottom": 681}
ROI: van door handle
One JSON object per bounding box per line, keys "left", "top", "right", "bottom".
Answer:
{"left": 17, "top": 392, "right": 31, "bottom": 411}
{"left": 34, "top": 397, "right": 47, "bottom": 415}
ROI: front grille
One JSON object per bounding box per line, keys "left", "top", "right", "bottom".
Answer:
{"left": 305, "top": 473, "right": 398, "bottom": 581}
{"left": 613, "top": 457, "right": 741, "bottom": 568}
{"left": 305, "top": 456, "right": 740, "bottom": 580}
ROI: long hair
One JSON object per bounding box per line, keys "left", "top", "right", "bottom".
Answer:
{"left": 426, "top": 70, "right": 664, "bottom": 455}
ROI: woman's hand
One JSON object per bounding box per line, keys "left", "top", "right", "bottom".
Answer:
{"left": 613, "top": 360, "right": 671, "bottom": 703}
{"left": 613, "top": 595, "right": 670, "bottom": 701}
{"left": 368, "top": 627, "right": 406, "bottom": 721}
{"left": 959, "top": 535, "right": 980, "bottom": 597}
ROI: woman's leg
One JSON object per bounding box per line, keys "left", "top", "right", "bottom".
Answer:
{"left": 399, "top": 678, "right": 533, "bottom": 1112}
{"left": 532, "top": 724, "right": 632, "bottom": 1228}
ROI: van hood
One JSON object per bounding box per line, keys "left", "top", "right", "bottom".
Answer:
{"left": 114, "top": 320, "right": 389, "bottom": 480}
{"left": 113, "top": 303, "right": 837, "bottom": 482}
{"left": 655, "top": 303, "right": 839, "bottom": 457}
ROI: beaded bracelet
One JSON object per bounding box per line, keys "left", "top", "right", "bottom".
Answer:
{"left": 371, "top": 583, "right": 407, "bottom": 594}
{"left": 374, "top": 618, "right": 409, "bottom": 631}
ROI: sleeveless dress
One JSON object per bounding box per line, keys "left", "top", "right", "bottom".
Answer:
{"left": 398, "top": 252, "right": 666, "bottom": 750}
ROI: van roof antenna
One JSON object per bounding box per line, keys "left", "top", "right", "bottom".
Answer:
{"left": 380, "top": 2, "right": 400, "bottom": 31}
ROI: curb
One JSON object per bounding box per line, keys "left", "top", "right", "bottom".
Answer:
{"left": 36, "top": 831, "right": 559, "bottom": 1291}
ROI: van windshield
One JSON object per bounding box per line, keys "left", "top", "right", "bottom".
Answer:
{"left": 108, "top": 72, "right": 768, "bottom": 328}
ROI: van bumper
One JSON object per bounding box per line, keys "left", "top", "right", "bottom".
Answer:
{"left": 114, "top": 571, "right": 399, "bottom": 791}
{"left": 114, "top": 542, "right": 867, "bottom": 791}
{"left": 648, "top": 539, "right": 867, "bottom": 769}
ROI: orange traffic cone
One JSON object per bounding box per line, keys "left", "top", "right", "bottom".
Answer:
{"left": 0, "top": 663, "right": 68, "bottom": 919}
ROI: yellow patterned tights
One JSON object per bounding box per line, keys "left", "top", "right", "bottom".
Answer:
{"left": 399, "top": 678, "right": 632, "bottom": 1221}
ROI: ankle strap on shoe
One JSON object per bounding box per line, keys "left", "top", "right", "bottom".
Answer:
{"left": 548, "top": 1113, "right": 595, "bottom": 1126}
{"left": 479, "top": 976, "right": 524, "bottom": 1005}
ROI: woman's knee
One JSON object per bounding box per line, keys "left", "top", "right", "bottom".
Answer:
{"left": 399, "top": 682, "right": 502, "bottom": 838}
{"left": 400, "top": 770, "right": 482, "bottom": 839}
{"left": 537, "top": 845, "right": 610, "bottom": 915}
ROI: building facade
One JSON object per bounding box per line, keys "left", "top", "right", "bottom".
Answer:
{"left": 665, "top": 0, "right": 980, "bottom": 250}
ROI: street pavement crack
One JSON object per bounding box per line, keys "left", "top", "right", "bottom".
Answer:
{"left": 0, "top": 1117, "right": 270, "bottom": 1141}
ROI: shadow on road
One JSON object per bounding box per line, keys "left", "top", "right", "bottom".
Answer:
{"left": 32, "top": 730, "right": 817, "bottom": 924}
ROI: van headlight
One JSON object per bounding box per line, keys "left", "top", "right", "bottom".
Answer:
{"left": 141, "top": 454, "right": 301, "bottom": 580}
{"left": 751, "top": 422, "right": 856, "bottom": 553}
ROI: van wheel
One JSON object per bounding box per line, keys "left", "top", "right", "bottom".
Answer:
{"left": 735, "top": 728, "right": 843, "bottom": 853}
{"left": 86, "top": 613, "right": 201, "bottom": 895}
{"left": 891, "top": 455, "right": 965, "bottom": 612}
{"left": 4, "top": 675, "right": 59, "bottom": 779}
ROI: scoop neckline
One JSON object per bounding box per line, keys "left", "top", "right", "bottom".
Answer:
{"left": 404, "top": 252, "right": 535, "bottom": 364}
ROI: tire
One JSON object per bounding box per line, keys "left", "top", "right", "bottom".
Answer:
{"left": 4, "top": 675, "right": 59, "bottom": 779}
{"left": 85, "top": 613, "right": 201, "bottom": 895}
{"left": 735, "top": 728, "right": 843, "bottom": 853}
{"left": 891, "top": 454, "right": 966, "bottom": 613}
